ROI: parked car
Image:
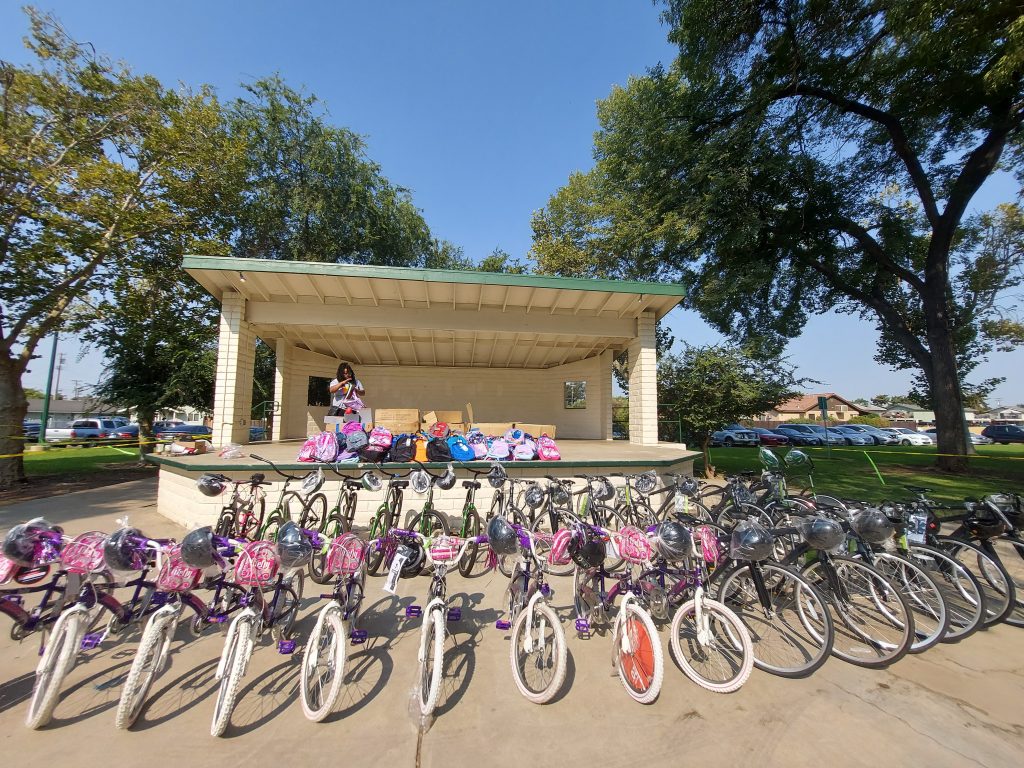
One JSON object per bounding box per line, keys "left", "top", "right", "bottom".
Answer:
{"left": 153, "top": 419, "right": 185, "bottom": 432}
{"left": 980, "top": 424, "right": 1024, "bottom": 444}
{"left": 22, "top": 420, "right": 41, "bottom": 439}
{"left": 794, "top": 424, "right": 846, "bottom": 446}
{"left": 249, "top": 425, "right": 267, "bottom": 441}
{"left": 710, "top": 424, "right": 760, "bottom": 447}
{"left": 837, "top": 423, "right": 898, "bottom": 445}
{"left": 155, "top": 424, "right": 213, "bottom": 441}
{"left": 752, "top": 427, "right": 790, "bottom": 446}
{"left": 885, "top": 427, "right": 934, "bottom": 446}
{"left": 110, "top": 424, "right": 140, "bottom": 440}
{"left": 920, "top": 428, "right": 993, "bottom": 445}
{"left": 45, "top": 418, "right": 121, "bottom": 443}
{"left": 829, "top": 426, "right": 875, "bottom": 446}
{"left": 774, "top": 425, "right": 823, "bottom": 446}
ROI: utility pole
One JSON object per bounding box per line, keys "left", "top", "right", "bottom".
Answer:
{"left": 53, "top": 353, "right": 66, "bottom": 400}
{"left": 72, "top": 380, "right": 82, "bottom": 399}
{"left": 38, "top": 333, "right": 59, "bottom": 444}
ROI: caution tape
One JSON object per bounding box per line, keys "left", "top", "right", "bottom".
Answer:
{"left": 0, "top": 436, "right": 177, "bottom": 460}
{"left": 797, "top": 446, "right": 1024, "bottom": 461}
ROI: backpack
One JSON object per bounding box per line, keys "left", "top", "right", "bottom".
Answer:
{"left": 447, "top": 434, "right": 474, "bottom": 462}
{"left": 429, "top": 422, "right": 450, "bottom": 439}
{"left": 505, "top": 428, "right": 525, "bottom": 445}
{"left": 487, "top": 438, "right": 510, "bottom": 461}
{"left": 537, "top": 435, "right": 560, "bottom": 461}
{"left": 390, "top": 434, "right": 416, "bottom": 463}
{"left": 359, "top": 445, "right": 389, "bottom": 463}
{"left": 297, "top": 436, "right": 319, "bottom": 462}
{"left": 426, "top": 437, "right": 453, "bottom": 462}
{"left": 466, "top": 428, "right": 488, "bottom": 459}
{"left": 314, "top": 431, "right": 339, "bottom": 462}
{"left": 414, "top": 436, "right": 429, "bottom": 463}
{"left": 368, "top": 425, "right": 393, "bottom": 449}
{"left": 342, "top": 420, "right": 364, "bottom": 436}
{"left": 513, "top": 438, "right": 537, "bottom": 461}
{"left": 345, "top": 429, "right": 368, "bottom": 452}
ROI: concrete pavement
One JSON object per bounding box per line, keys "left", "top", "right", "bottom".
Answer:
{"left": 1, "top": 480, "right": 1022, "bottom": 767}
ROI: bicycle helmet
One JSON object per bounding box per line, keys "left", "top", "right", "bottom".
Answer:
{"left": 634, "top": 471, "right": 658, "bottom": 494}
{"left": 798, "top": 516, "right": 845, "bottom": 551}
{"left": 103, "top": 527, "right": 148, "bottom": 572}
{"left": 850, "top": 508, "right": 895, "bottom": 544}
{"left": 523, "top": 483, "right": 545, "bottom": 509}
{"left": 275, "top": 521, "right": 313, "bottom": 569}
{"left": 180, "top": 526, "right": 218, "bottom": 569}
{"left": 436, "top": 464, "right": 456, "bottom": 491}
{"left": 784, "top": 450, "right": 812, "bottom": 471}
{"left": 759, "top": 447, "right": 781, "bottom": 470}
{"left": 395, "top": 541, "right": 425, "bottom": 578}
{"left": 361, "top": 471, "right": 382, "bottom": 492}
{"left": 568, "top": 527, "right": 606, "bottom": 569}
{"left": 2, "top": 518, "right": 57, "bottom": 566}
{"left": 675, "top": 476, "right": 699, "bottom": 497}
{"left": 653, "top": 520, "right": 691, "bottom": 561}
{"left": 548, "top": 481, "right": 569, "bottom": 506}
{"left": 729, "top": 520, "right": 774, "bottom": 561}
{"left": 590, "top": 477, "right": 615, "bottom": 502}
{"left": 963, "top": 502, "right": 1010, "bottom": 539}
{"left": 487, "top": 516, "right": 518, "bottom": 556}
{"left": 197, "top": 474, "right": 229, "bottom": 497}
{"left": 410, "top": 469, "right": 431, "bottom": 495}
{"left": 301, "top": 468, "right": 325, "bottom": 495}
{"left": 487, "top": 462, "right": 506, "bottom": 488}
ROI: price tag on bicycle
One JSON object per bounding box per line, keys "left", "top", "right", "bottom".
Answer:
{"left": 675, "top": 492, "right": 689, "bottom": 516}
{"left": 907, "top": 513, "right": 927, "bottom": 544}
{"left": 383, "top": 550, "right": 408, "bottom": 595}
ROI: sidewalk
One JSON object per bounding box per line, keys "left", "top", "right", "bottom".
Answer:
{"left": 1, "top": 481, "right": 1022, "bottom": 767}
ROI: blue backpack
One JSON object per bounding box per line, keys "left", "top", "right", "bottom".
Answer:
{"left": 447, "top": 434, "right": 474, "bottom": 462}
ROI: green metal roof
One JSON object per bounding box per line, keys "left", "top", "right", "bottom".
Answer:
{"left": 182, "top": 255, "right": 687, "bottom": 297}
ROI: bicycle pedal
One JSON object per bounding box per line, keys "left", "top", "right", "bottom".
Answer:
{"left": 405, "top": 605, "right": 422, "bottom": 619}
{"left": 495, "top": 620, "right": 511, "bottom": 631}
{"left": 276, "top": 639, "right": 297, "bottom": 655}
{"left": 349, "top": 629, "right": 368, "bottom": 644}
{"left": 574, "top": 619, "right": 591, "bottom": 637}
{"left": 80, "top": 632, "right": 103, "bottom": 650}
{"left": 208, "top": 614, "right": 228, "bottom": 624}
{"left": 446, "top": 608, "right": 462, "bottom": 622}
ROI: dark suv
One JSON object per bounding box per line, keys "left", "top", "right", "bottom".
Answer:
{"left": 981, "top": 424, "right": 1024, "bottom": 444}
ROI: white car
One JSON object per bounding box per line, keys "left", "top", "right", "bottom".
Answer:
{"left": 922, "top": 428, "right": 993, "bottom": 445}
{"left": 885, "top": 427, "right": 934, "bottom": 446}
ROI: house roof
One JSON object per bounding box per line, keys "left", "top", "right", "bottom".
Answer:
{"left": 773, "top": 393, "right": 869, "bottom": 414}
{"left": 26, "top": 398, "right": 121, "bottom": 415}
{"left": 184, "top": 255, "right": 687, "bottom": 369}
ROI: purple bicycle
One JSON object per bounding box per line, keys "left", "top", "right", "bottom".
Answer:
{"left": 1, "top": 518, "right": 70, "bottom": 642}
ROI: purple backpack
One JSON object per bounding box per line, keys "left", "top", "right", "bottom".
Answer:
{"left": 297, "top": 436, "right": 318, "bottom": 462}
{"left": 313, "top": 431, "right": 339, "bottom": 462}
{"left": 513, "top": 438, "right": 537, "bottom": 461}
{"left": 487, "top": 437, "right": 511, "bottom": 461}
{"left": 368, "top": 425, "right": 393, "bottom": 449}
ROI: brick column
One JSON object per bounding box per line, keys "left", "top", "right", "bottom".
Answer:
{"left": 600, "top": 349, "right": 614, "bottom": 440}
{"left": 213, "top": 291, "right": 256, "bottom": 446}
{"left": 628, "top": 311, "right": 658, "bottom": 445}
{"left": 271, "top": 338, "right": 293, "bottom": 442}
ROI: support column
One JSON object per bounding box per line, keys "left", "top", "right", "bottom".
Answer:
{"left": 272, "top": 338, "right": 293, "bottom": 442}
{"left": 600, "top": 349, "right": 614, "bottom": 440}
{"left": 628, "top": 311, "right": 658, "bottom": 446}
{"left": 213, "top": 291, "right": 256, "bottom": 446}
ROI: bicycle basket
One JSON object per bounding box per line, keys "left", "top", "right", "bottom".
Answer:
{"left": 325, "top": 533, "right": 366, "bottom": 576}
{"left": 548, "top": 529, "right": 573, "bottom": 566}
{"left": 233, "top": 541, "right": 280, "bottom": 586}
{"left": 613, "top": 526, "right": 653, "bottom": 565}
{"left": 156, "top": 546, "right": 202, "bottom": 592}
{"left": 61, "top": 532, "right": 108, "bottom": 575}
{"left": 429, "top": 535, "right": 462, "bottom": 565}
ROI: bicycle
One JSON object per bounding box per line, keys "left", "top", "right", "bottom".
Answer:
{"left": 452, "top": 465, "right": 496, "bottom": 577}
{"left": 210, "top": 473, "right": 271, "bottom": 540}
{"left": 251, "top": 454, "right": 328, "bottom": 538}
{"left": 1, "top": 520, "right": 70, "bottom": 642}
{"left": 365, "top": 468, "right": 416, "bottom": 576}
{"left": 308, "top": 466, "right": 380, "bottom": 584}
{"left": 210, "top": 523, "right": 316, "bottom": 737}
{"left": 489, "top": 520, "right": 568, "bottom": 703}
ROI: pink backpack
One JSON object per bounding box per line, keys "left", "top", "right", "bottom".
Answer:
{"left": 368, "top": 425, "right": 393, "bottom": 449}
{"left": 342, "top": 420, "right": 365, "bottom": 436}
{"left": 313, "top": 431, "right": 339, "bottom": 462}
{"left": 537, "top": 435, "right": 560, "bottom": 461}
{"left": 513, "top": 438, "right": 537, "bottom": 461}
{"left": 297, "top": 435, "right": 318, "bottom": 462}
{"left": 487, "top": 437, "right": 511, "bottom": 460}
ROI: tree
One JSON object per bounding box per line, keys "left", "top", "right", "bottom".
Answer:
{"left": 23, "top": 387, "right": 45, "bottom": 400}
{"left": 0, "top": 9, "right": 238, "bottom": 487}
{"left": 657, "top": 345, "right": 802, "bottom": 476}
{"left": 850, "top": 414, "right": 890, "bottom": 427}
{"left": 532, "top": 1, "right": 1024, "bottom": 472}
{"left": 478, "top": 248, "right": 529, "bottom": 274}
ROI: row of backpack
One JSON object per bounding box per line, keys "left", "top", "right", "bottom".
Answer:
{"left": 297, "top": 421, "right": 561, "bottom": 463}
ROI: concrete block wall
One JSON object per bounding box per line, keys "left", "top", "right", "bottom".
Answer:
{"left": 627, "top": 311, "right": 658, "bottom": 446}
{"left": 213, "top": 291, "right": 256, "bottom": 446}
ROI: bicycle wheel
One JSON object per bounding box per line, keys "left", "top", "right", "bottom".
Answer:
{"left": 613, "top": 602, "right": 663, "bottom": 704}
{"left": 260, "top": 512, "right": 286, "bottom": 542}
{"left": 25, "top": 608, "right": 84, "bottom": 729}
{"left": 937, "top": 536, "right": 1015, "bottom": 626}
{"left": 669, "top": 597, "right": 753, "bottom": 693}
{"left": 211, "top": 617, "right": 253, "bottom": 737}
{"left": 237, "top": 496, "right": 266, "bottom": 541}
{"left": 273, "top": 573, "right": 304, "bottom": 641}
{"left": 410, "top": 510, "right": 450, "bottom": 575}
{"left": 300, "top": 606, "right": 347, "bottom": 722}
{"left": 115, "top": 611, "right": 175, "bottom": 729}
{"left": 715, "top": 503, "right": 772, "bottom": 532}
{"left": 309, "top": 513, "right": 347, "bottom": 584}
{"left": 716, "top": 562, "right": 834, "bottom": 678}
{"left": 989, "top": 537, "right": 1024, "bottom": 627}
{"left": 299, "top": 493, "right": 329, "bottom": 532}
{"left": 458, "top": 509, "right": 482, "bottom": 577}
{"left": 283, "top": 492, "right": 306, "bottom": 525}
{"left": 418, "top": 607, "right": 445, "bottom": 717}
{"left": 365, "top": 511, "right": 389, "bottom": 576}
{"left": 509, "top": 601, "right": 567, "bottom": 704}
{"left": 215, "top": 507, "right": 236, "bottom": 538}
{"left": 906, "top": 544, "right": 985, "bottom": 643}
{"left": 530, "top": 515, "right": 574, "bottom": 578}
{"left": 802, "top": 556, "right": 914, "bottom": 668}
{"left": 870, "top": 551, "right": 949, "bottom": 652}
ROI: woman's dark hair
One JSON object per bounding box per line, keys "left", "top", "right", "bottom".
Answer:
{"left": 336, "top": 362, "right": 355, "bottom": 381}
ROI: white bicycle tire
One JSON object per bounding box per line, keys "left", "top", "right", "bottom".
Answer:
{"left": 669, "top": 597, "right": 753, "bottom": 693}
{"left": 300, "top": 606, "right": 348, "bottom": 722}
{"left": 211, "top": 617, "right": 253, "bottom": 737}
{"left": 25, "top": 608, "right": 84, "bottom": 729}
{"left": 417, "top": 608, "right": 445, "bottom": 717}
{"left": 115, "top": 612, "right": 175, "bottom": 729}
{"left": 509, "top": 601, "right": 567, "bottom": 704}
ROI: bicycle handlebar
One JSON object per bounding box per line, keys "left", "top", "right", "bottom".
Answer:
{"left": 250, "top": 454, "right": 306, "bottom": 482}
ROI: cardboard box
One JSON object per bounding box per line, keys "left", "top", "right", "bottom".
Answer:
{"left": 516, "top": 423, "right": 556, "bottom": 438}
{"left": 169, "top": 439, "right": 208, "bottom": 455}
{"left": 473, "top": 422, "right": 514, "bottom": 437}
{"left": 373, "top": 408, "right": 419, "bottom": 435}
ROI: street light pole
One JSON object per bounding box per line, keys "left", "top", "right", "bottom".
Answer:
{"left": 37, "top": 332, "right": 59, "bottom": 445}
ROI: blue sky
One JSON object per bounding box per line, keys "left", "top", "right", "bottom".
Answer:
{"left": 4, "top": 1, "right": 1022, "bottom": 406}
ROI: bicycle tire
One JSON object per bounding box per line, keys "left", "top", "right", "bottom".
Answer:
{"left": 988, "top": 537, "right": 1024, "bottom": 627}
{"left": 906, "top": 543, "right": 985, "bottom": 643}
{"left": 870, "top": 551, "right": 949, "bottom": 652}
{"left": 802, "top": 556, "right": 914, "bottom": 668}
{"left": 215, "top": 508, "right": 236, "bottom": 538}
{"left": 299, "top": 493, "right": 329, "bottom": 532}
{"left": 418, "top": 607, "right": 445, "bottom": 717}
{"left": 211, "top": 617, "right": 253, "bottom": 737}
{"left": 365, "top": 511, "right": 389, "bottom": 576}
{"left": 25, "top": 608, "right": 83, "bottom": 729}
{"left": 614, "top": 602, "right": 663, "bottom": 704}
{"left": 273, "top": 573, "right": 304, "bottom": 641}
{"left": 308, "top": 513, "right": 347, "bottom": 584}
{"left": 260, "top": 511, "right": 286, "bottom": 542}
{"left": 300, "top": 606, "right": 347, "bottom": 722}
{"left": 936, "top": 535, "right": 1015, "bottom": 626}
{"left": 237, "top": 496, "right": 266, "bottom": 541}
{"left": 115, "top": 612, "right": 175, "bottom": 729}
{"left": 458, "top": 509, "right": 482, "bottom": 577}
{"left": 669, "top": 597, "right": 753, "bottom": 693}
{"left": 716, "top": 561, "right": 834, "bottom": 678}
{"left": 715, "top": 502, "right": 773, "bottom": 532}
{"left": 509, "top": 601, "right": 567, "bottom": 704}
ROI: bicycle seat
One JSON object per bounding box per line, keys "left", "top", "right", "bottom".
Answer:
{"left": 462, "top": 480, "right": 481, "bottom": 490}
{"left": 390, "top": 479, "right": 409, "bottom": 490}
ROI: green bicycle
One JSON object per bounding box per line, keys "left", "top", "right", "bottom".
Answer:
{"left": 251, "top": 454, "right": 327, "bottom": 540}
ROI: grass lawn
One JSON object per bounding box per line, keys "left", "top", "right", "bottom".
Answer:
{"left": 24, "top": 445, "right": 142, "bottom": 477}
{"left": 697, "top": 443, "right": 1024, "bottom": 505}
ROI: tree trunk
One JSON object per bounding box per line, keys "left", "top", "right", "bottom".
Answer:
{"left": 136, "top": 408, "right": 156, "bottom": 456}
{"left": 923, "top": 295, "right": 970, "bottom": 472}
{"left": 0, "top": 356, "right": 28, "bottom": 489}
{"left": 701, "top": 436, "right": 714, "bottom": 479}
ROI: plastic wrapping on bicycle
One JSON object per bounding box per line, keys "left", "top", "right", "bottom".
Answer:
{"left": 771, "top": 526, "right": 801, "bottom": 539}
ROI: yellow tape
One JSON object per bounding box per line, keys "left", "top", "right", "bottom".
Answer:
{"left": 800, "top": 446, "right": 1024, "bottom": 461}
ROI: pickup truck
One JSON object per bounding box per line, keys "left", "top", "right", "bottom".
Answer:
{"left": 45, "top": 418, "right": 121, "bottom": 443}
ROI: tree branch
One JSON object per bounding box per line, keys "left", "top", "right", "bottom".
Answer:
{"left": 833, "top": 215, "right": 926, "bottom": 293}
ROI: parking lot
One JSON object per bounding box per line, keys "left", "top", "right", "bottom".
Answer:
{"left": 1, "top": 480, "right": 1023, "bottom": 767}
